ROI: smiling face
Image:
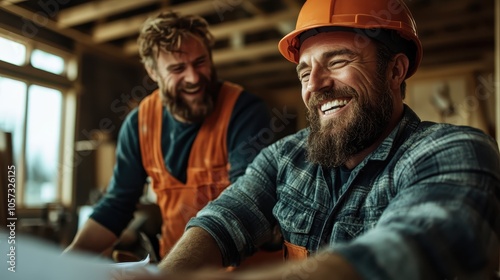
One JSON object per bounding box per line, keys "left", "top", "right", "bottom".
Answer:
{"left": 298, "top": 31, "right": 402, "bottom": 168}
{"left": 146, "top": 34, "right": 217, "bottom": 123}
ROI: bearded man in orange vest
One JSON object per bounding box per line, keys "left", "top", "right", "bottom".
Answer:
{"left": 65, "top": 11, "right": 282, "bottom": 265}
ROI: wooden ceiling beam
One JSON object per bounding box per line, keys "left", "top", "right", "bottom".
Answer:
{"left": 122, "top": 9, "right": 297, "bottom": 55}
{"left": 92, "top": 1, "right": 220, "bottom": 43}
{"left": 422, "top": 28, "right": 493, "bottom": 49}
{"left": 409, "top": 0, "right": 476, "bottom": 19}
{"left": 217, "top": 60, "right": 294, "bottom": 79}
{"left": 210, "top": 9, "right": 297, "bottom": 39}
{"left": 0, "top": 0, "right": 26, "bottom": 5}
{"left": 92, "top": 0, "right": 270, "bottom": 43}
{"left": 417, "top": 9, "right": 493, "bottom": 32}
{"left": 0, "top": 4, "right": 137, "bottom": 64}
{"left": 124, "top": 38, "right": 283, "bottom": 64}
{"left": 213, "top": 40, "right": 279, "bottom": 65}
{"left": 57, "top": 0, "right": 161, "bottom": 28}
{"left": 421, "top": 49, "right": 494, "bottom": 67}
{"left": 282, "top": 0, "right": 302, "bottom": 10}
{"left": 241, "top": 1, "right": 265, "bottom": 16}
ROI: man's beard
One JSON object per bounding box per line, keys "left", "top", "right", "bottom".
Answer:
{"left": 306, "top": 78, "right": 393, "bottom": 168}
{"left": 160, "top": 69, "right": 218, "bottom": 123}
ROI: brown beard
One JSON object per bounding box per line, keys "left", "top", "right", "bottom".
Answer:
{"left": 306, "top": 79, "right": 393, "bottom": 168}
{"left": 161, "top": 68, "right": 218, "bottom": 123}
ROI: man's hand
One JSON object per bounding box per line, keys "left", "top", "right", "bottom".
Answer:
{"left": 153, "top": 247, "right": 361, "bottom": 280}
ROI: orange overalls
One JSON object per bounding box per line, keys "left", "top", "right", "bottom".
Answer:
{"left": 138, "top": 82, "right": 282, "bottom": 266}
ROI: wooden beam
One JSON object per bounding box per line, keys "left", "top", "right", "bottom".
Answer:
{"left": 210, "top": 9, "right": 297, "bottom": 39}
{"left": 94, "top": 12, "right": 152, "bottom": 43}
{"left": 282, "top": 0, "right": 302, "bottom": 10}
{"left": 57, "top": 0, "right": 161, "bottom": 28}
{"left": 246, "top": 71, "right": 297, "bottom": 88}
{"left": 241, "top": 1, "right": 265, "bottom": 16}
{"left": 410, "top": 61, "right": 493, "bottom": 82}
{"left": 0, "top": 0, "right": 26, "bottom": 5}
{"left": 421, "top": 49, "right": 493, "bottom": 67}
{"left": 122, "top": 9, "right": 298, "bottom": 55}
{"left": 422, "top": 28, "right": 493, "bottom": 49}
{"left": 410, "top": 0, "right": 476, "bottom": 20}
{"left": 0, "top": 4, "right": 137, "bottom": 65}
{"left": 213, "top": 40, "right": 279, "bottom": 65}
{"left": 217, "top": 60, "right": 294, "bottom": 79}
{"left": 92, "top": 1, "right": 223, "bottom": 43}
{"left": 92, "top": 0, "right": 266, "bottom": 43}
{"left": 417, "top": 9, "right": 493, "bottom": 32}
{"left": 124, "top": 38, "right": 140, "bottom": 55}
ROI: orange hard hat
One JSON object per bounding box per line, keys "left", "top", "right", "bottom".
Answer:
{"left": 278, "top": 0, "right": 423, "bottom": 78}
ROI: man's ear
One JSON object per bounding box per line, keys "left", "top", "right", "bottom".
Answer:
{"left": 389, "top": 53, "right": 409, "bottom": 91}
{"left": 145, "top": 65, "right": 158, "bottom": 82}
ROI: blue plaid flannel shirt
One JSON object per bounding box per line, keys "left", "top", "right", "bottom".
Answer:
{"left": 187, "top": 106, "right": 500, "bottom": 279}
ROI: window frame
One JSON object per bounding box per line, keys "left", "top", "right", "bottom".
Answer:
{"left": 0, "top": 27, "right": 78, "bottom": 210}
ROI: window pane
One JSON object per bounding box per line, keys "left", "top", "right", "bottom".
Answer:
{"left": 0, "top": 76, "right": 27, "bottom": 164}
{"left": 0, "top": 37, "right": 26, "bottom": 66}
{"left": 24, "top": 85, "right": 62, "bottom": 206}
{"left": 31, "top": 49, "right": 65, "bottom": 75}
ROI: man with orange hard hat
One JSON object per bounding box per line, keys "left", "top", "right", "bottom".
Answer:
{"left": 133, "top": 0, "right": 500, "bottom": 279}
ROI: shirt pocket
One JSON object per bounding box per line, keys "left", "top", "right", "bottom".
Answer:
{"left": 331, "top": 217, "right": 377, "bottom": 242}
{"left": 273, "top": 192, "right": 316, "bottom": 247}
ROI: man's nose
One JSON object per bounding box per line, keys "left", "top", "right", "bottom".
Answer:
{"left": 307, "top": 66, "right": 333, "bottom": 93}
{"left": 183, "top": 66, "right": 200, "bottom": 85}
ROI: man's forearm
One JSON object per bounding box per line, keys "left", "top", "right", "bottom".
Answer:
{"left": 64, "top": 218, "right": 117, "bottom": 255}
{"left": 158, "top": 227, "right": 223, "bottom": 272}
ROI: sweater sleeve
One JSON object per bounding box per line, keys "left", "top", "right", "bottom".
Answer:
{"left": 89, "top": 108, "right": 148, "bottom": 236}
{"left": 226, "top": 89, "right": 273, "bottom": 182}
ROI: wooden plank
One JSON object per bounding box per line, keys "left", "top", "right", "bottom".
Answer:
{"left": 122, "top": 9, "right": 297, "bottom": 55}
{"left": 130, "top": 39, "right": 281, "bottom": 65}
{"left": 210, "top": 9, "right": 297, "bottom": 39}
{"left": 0, "top": 4, "right": 137, "bottom": 65}
{"left": 409, "top": 0, "right": 476, "bottom": 20}
{"left": 0, "top": 0, "right": 26, "bottom": 5}
{"left": 92, "top": 1, "right": 228, "bottom": 43}
{"left": 57, "top": 0, "right": 161, "bottom": 28}
{"left": 213, "top": 40, "right": 279, "bottom": 64}
{"left": 217, "top": 60, "right": 294, "bottom": 79}
{"left": 417, "top": 9, "right": 493, "bottom": 32}
{"left": 422, "top": 28, "right": 493, "bottom": 49}
{"left": 92, "top": 0, "right": 266, "bottom": 43}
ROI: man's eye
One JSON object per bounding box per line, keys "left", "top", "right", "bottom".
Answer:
{"left": 299, "top": 73, "right": 310, "bottom": 82}
{"left": 194, "top": 59, "right": 206, "bottom": 67}
{"left": 329, "top": 60, "right": 349, "bottom": 68}
{"left": 171, "top": 67, "right": 184, "bottom": 73}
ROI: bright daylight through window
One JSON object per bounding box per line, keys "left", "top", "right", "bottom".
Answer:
{"left": 0, "top": 33, "right": 74, "bottom": 207}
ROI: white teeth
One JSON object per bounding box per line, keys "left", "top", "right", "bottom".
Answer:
{"left": 183, "top": 86, "right": 200, "bottom": 93}
{"left": 320, "top": 99, "right": 349, "bottom": 114}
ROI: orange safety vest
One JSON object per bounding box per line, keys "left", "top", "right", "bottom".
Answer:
{"left": 139, "top": 81, "right": 283, "bottom": 266}
{"left": 283, "top": 241, "right": 309, "bottom": 261}
{"left": 139, "top": 82, "right": 241, "bottom": 257}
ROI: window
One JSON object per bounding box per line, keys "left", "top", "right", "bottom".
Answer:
{"left": 31, "top": 49, "right": 65, "bottom": 75}
{"left": 0, "top": 36, "right": 26, "bottom": 66}
{"left": 0, "top": 30, "right": 77, "bottom": 208}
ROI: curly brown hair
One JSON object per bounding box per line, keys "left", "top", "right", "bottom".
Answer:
{"left": 137, "top": 11, "right": 215, "bottom": 69}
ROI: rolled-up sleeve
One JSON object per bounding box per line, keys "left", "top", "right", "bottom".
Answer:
{"left": 187, "top": 142, "right": 281, "bottom": 267}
